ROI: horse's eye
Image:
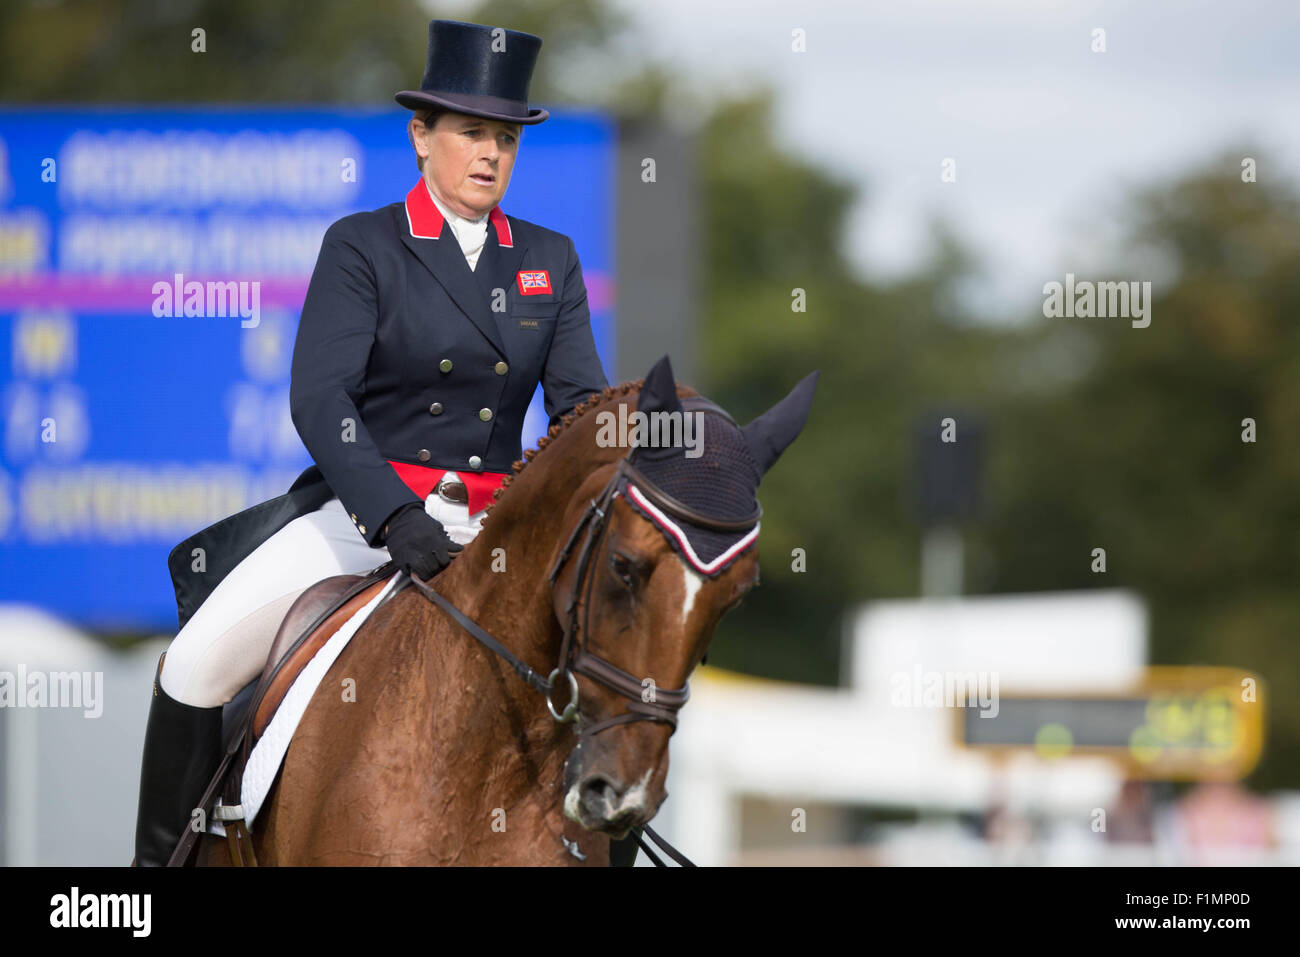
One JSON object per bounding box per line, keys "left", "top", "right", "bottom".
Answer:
{"left": 610, "top": 553, "right": 636, "bottom": 589}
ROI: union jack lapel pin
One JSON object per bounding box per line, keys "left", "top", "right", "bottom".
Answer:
{"left": 516, "top": 269, "right": 552, "bottom": 295}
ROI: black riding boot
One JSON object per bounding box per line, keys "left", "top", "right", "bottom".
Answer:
{"left": 133, "top": 653, "right": 225, "bottom": 866}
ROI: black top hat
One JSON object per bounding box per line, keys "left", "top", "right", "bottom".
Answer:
{"left": 395, "top": 19, "right": 549, "bottom": 125}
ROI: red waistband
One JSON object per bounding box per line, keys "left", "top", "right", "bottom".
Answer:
{"left": 386, "top": 460, "right": 508, "bottom": 514}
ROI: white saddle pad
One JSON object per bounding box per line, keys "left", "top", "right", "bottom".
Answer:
{"left": 209, "top": 571, "right": 403, "bottom": 837}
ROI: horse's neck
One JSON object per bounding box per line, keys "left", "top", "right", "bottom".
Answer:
{"left": 412, "top": 424, "right": 615, "bottom": 729}
{"left": 452, "top": 421, "right": 617, "bottom": 633}
{"left": 438, "top": 481, "right": 567, "bottom": 663}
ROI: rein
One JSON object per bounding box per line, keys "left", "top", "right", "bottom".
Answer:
{"left": 408, "top": 397, "right": 759, "bottom": 867}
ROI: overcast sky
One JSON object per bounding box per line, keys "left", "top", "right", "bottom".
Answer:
{"left": 444, "top": 0, "right": 1300, "bottom": 320}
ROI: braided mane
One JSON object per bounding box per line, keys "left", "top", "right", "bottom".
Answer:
{"left": 482, "top": 378, "right": 699, "bottom": 520}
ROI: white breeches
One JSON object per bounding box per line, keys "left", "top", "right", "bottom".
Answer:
{"left": 158, "top": 474, "right": 485, "bottom": 707}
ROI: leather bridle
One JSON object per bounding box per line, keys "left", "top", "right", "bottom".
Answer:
{"left": 545, "top": 464, "right": 759, "bottom": 738}
{"left": 410, "top": 397, "right": 759, "bottom": 735}
{"left": 406, "top": 396, "right": 759, "bottom": 864}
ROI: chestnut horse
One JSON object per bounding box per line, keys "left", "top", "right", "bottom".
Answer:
{"left": 195, "top": 357, "right": 815, "bottom": 865}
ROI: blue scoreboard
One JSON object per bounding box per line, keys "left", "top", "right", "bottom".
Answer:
{"left": 0, "top": 108, "right": 615, "bottom": 630}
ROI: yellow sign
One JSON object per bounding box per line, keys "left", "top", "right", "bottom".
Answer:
{"left": 954, "top": 667, "right": 1263, "bottom": 781}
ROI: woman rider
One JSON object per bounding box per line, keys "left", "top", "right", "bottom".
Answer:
{"left": 134, "top": 19, "right": 609, "bottom": 865}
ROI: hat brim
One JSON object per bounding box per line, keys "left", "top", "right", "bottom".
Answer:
{"left": 394, "top": 90, "right": 549, "bottom": 125}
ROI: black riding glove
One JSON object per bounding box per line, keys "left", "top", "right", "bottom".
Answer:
{"left": 381, "top": 503, "right": 462, "bottom": 580}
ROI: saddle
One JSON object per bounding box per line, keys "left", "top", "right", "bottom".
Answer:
{"left": 168, "top": 560, "right": 408, "bottom": 866}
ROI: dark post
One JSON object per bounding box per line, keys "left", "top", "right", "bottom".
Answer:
{"left": 912, "top": 409, "right": 986, "bottom": 596}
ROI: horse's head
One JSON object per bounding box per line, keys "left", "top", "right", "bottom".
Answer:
{"left": 552, "top": 356, "right": 818, "bottom": 837}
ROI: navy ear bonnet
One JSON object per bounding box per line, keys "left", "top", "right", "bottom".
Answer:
{"left": 621, "top": 407, "right": 764, "bottom": 576}
{"left": 614, "top": 355, "right": 818, "bottom": 578}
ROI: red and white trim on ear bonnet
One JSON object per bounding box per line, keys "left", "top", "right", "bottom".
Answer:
{"left": 618, "top": 409, "right": 765, "bottom": 578}
{"left": 624, "top": 484, "right": 760, "bottom": 576}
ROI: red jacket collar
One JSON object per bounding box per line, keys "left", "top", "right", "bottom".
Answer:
{"left": 404, "top": 179, "right": 513, "bottom": 248}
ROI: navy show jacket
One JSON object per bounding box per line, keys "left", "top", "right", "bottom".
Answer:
{"left": 289, "top": 179, "right": 610, "bottom": 545}
{"left": 167, "top": 180, "right": 609, "bottom": 629}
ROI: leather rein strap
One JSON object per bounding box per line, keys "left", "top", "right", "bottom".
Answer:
{"left": 409, "top": 575, "right": 552, "bottom": 696}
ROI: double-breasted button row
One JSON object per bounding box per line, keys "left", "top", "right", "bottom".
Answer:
{"left": 439, "top": 357, "right": 508, "bottom": 376}
{"left": 427, "top": 403, "right": 493, "bottom": 420}
{"left": 421, "top": 357, "right": 493, "bottom": 471}
{"left": 414, "top": 450, "right": 484, "bottom": 469}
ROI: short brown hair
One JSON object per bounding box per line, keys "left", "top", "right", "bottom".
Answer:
{"left": 409, "top": 108, "right": 446, "bottom": 172}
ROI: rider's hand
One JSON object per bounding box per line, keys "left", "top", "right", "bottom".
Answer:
{"left": 382, "top": 503, "right": 463, "bottom": 580}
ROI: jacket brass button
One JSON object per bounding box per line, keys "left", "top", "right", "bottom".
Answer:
{"left": 479, "top": 408, "right": 493, "bottom": 422}
{"left": 494, "top": 361, "right": 508, "bottom": 375}
{"left": 417, "top": 449, "right": 431, "bottom": 462}
{"left": 439, "top": 358, "right": 453, "bottom": 373}
{"left": 358, "top": 525, "right": 366, "bottom": 536}
{"left": 429, "top": 402, "right": 443, "bottom": 415}
{"left": 468, "top": 455, "right": 482, "bottom": 470}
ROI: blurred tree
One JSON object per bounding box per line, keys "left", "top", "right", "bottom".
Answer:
{"left": 0, "top": 0, "right": 642, "bottom": 110}
{"left": 0, "top": 0, "right": 426, "bottom": 103}
{"left": 694, "top": 90, "right": 1002, "bottom": 683}
{"left": 972, "top": 154, "right": 1300, "bottom": 790}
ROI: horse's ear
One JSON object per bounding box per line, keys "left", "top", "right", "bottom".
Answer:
{"left": 742, "top": 370, "right": 819, "bottom": 475}
{"left": 637, "top": 354, "right": 683, "bottom": 417}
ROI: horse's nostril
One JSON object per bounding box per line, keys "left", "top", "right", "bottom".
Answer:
{"left": 580, "top": 776, "right": 619, "bottom": 812}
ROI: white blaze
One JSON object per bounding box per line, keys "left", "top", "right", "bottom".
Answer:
{"left": 681, "top": 563, "right": 705, "bottom": 624}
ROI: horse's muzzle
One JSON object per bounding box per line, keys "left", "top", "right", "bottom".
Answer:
{"left": 564, "top": 771, "right": 655, "bottom": 837}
